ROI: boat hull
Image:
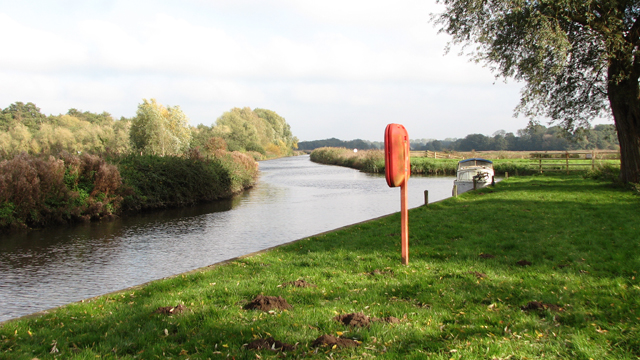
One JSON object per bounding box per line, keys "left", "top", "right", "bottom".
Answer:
{"left": 453, "top": 179, "right": 492, "bottom": 195}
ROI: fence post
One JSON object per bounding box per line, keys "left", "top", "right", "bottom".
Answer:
{"left": 505, "top": 172, "right": 509, "bottom": 179}
{"left": 566, "top": 151, "right": 570, "bottom": 174}
{"left": 539, "top": 156, "right": 542, "bottom": 173}
{"left": 424, "top": 190, "right": 428, "bottom": 206}
{"left": 592, "top": 151, "right": 595, "bottom": 170}
{"left": 453, "top": 184, "right": 458, "bottom": 197}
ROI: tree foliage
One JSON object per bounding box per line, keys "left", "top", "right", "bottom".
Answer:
{"left": 193, "top": 107, "right": 298, "bottom": 158}
{"left": 439, "top": 124, "right": 620, "bottom": 151}
{"left": 297, "top": 138, "right": 381, "bottom": 151}
{"left": 435, "top": 0, "right": 640, "bottom": 182}
{"left": 130, "top": 99, "right": 191, "bottom": 156}
{"left": 0, "top": 103, "right": 131, "bottom": 158}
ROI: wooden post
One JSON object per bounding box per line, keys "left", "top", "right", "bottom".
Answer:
{"left": 505, "top": 172, "right": 509, "bottom": 179}
{"left": 453, "top": 184, "right": 458, "bottom": 197}
{"left": 424, "top": 190, "right": 428, "bottom": 206}
{"left": 539, "top": 156, "right": 542, "bottom": 173}
{"left": 473, "top": 178, "right": 477, "bottom": 190}
{"left": 566, "top": 152, "right": 569, "bottom": 174}
{"left": 592, "top": 151, "right": 595, "bottom": 170}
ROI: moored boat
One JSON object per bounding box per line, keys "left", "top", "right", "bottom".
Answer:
{"left": 453, "top": 158, "right": 495, "bottom": 195}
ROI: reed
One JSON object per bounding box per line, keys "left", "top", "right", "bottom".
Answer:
{"left": 310, "top": 148, "right": 540, "bottom": 176}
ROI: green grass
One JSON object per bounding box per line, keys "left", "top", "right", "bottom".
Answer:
{"left": 1, "top": 175, "right": 639, "bottom": 359}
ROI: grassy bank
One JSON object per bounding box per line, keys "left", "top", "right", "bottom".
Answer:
{"left": 310, "top": 147, "right": 619, "bottom": 177}
{"left": 1, "top": 175, "right": 639, "bottom": 359}
{"left": 0, "top": 151, "right": 258, "bottom": 230}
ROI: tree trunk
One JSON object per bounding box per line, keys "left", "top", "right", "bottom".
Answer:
{"left": 608, "top": 62, "right": 640, "bottom": 184}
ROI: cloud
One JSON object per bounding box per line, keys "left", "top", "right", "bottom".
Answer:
{"left": 0, "top": 2, "right": 533, "bottom": 141}
{"left": 0, "top": 13, "right": 87, "bottom": 71}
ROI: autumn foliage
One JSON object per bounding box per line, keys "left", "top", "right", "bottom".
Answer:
{"left": 0, "top": 152, "right": 121, "bottom": 229}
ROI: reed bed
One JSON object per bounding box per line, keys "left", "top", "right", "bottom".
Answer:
{"left": 310, "top": 148, "right": 540, "bottom": 176}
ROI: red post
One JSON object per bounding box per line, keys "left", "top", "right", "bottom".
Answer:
{"left": 401, "top": 182, "right": 409, "bottom": 265}
{"left": 385, "top": 123, "right": 410, "bottom": 265}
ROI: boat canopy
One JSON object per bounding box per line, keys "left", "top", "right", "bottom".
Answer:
{"left": 457, "top": 158, "right": 493, "bottom": 168}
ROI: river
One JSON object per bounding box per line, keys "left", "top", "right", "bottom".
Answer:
{"left": 0, "top": 155, "right": 455, "bottom": 322}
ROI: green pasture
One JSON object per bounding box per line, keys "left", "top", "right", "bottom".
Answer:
{"left": 1, "top": 175, "right": 639, "bottom": 359}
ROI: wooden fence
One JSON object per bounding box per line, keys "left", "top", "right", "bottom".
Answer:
{"left": 410, "top": 150, "right": 463, "bottom": 159}
{"left": 529, "top": 150, "right": 619, "bottom": 173}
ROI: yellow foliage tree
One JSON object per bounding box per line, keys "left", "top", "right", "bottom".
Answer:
{"left": 130, "top": 99, "right": 192, "bottom": 156}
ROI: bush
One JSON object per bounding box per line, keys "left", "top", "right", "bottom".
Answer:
{"left": 115, "top": 151, "right": 258, "bottom": 212}
{"left": 0, "top": 152, "right": 121, "bottom": 230}
{"left": 585, "top": 163, "right": 621, "bottom": 182}
{"left": 1, "top": 150, "right": 259, "bottom": 231}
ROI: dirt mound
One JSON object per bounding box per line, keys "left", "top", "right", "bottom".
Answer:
{"left": 334, "top": 313, "right": 401, "bottom": 327}
{"left": 468, "top": 271, "right": 487, "bottom": 279}
{"left": 244, "top": 295, "right": 292, "bottom": 312}
{"left": 377, "top": 316, "right": 401, "bottom": 324}
{"left": 155, "top": 304, "right": 187, "bottom": 315}
{"left": 334, "top": 312, "right": 371, "bottom": 327}
{"left": 281, "top": 280, "right": 316, "bottom": 288}
{"left": 521, "top": 301, "right": 562, "bottom": 312}
{"left": 479, "top": 253, "right": 495, "bottom": 259}
{"left": 517, "top": 260, "right": 532, "bottom": 266}
{"left": 312, "top": 335, "right": 359, "bottom": 348}
{"left": 246, "top": 337, "right": 295, "bottom": 352}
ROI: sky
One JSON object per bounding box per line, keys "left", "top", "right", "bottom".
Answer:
{"left": 0, "top": 0, "right": 578, "bottom": 142}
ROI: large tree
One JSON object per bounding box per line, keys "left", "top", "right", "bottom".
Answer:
{"left": 130, "top": 99, "right": 191, "bottom": 156}
{"left": 435, "top": 0, "right": 640, "bottom": 182}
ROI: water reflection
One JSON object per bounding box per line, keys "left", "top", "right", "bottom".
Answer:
{"left": 0, "top": 155, "right": 454, "bottom": 322}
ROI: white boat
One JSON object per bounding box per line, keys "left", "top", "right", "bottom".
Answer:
{"left": 453, "top": 158, "right": 495, "bottom": 195}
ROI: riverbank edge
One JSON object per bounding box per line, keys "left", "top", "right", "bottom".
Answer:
{"left": 0, "top": 151, "right": 281, "bottom": 233}
{"left": 0, "top": 197, "right": 424, "bottom": 326}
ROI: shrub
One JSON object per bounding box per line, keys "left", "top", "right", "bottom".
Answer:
{"left": 0, "top": 152, "right": 122, "bottom": 230}
{"left": 585, "top": 163, "right": 621, "bottom": 182}
{"left": 115, "top": 151, "right": 258, "bottom": 212}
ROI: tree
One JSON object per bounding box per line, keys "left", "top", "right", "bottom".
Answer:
{"left": 130, "top": 99, "right": 191, "bottom": 156}
{"left": 253, "top": 108, "right": 298, "bottom": 152}
{"left": 1, "top": 102, "right": 47, "bottom": 132}
{"left": 435, "top": 0, "right": 640, "bottom": 182}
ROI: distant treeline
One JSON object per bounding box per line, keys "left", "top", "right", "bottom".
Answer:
{"left": 299, "top": 124, "right": 619, "bottom": 152}
{"left": 297, "top": 138, "right": 382, "bottom": 151}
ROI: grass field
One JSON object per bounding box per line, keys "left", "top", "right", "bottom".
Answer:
{"left": 1, "top": 175, "right": 639, "bottom": 359}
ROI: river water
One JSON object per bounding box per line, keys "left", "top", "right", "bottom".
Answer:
{"left": 0, "top": 155, "right": 455, "bottom": 322}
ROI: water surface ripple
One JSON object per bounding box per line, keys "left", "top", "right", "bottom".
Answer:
{"left": 0, "top": 155, "right": 454, "bottom": 322}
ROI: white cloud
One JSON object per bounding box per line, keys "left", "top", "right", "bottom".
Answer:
{"left": 0, "top": 13, "right": 87, "bottom": 71}
{"left": 0, "top": 2, "right": 532, "bottom": 140}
